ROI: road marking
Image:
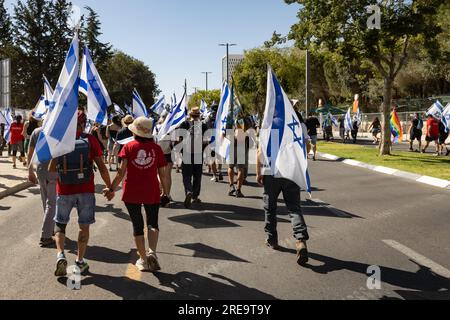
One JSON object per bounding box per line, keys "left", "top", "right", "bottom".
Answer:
{"left": 125, "top": 263, "right": 142, "bottom": 281}
{"left": 383, "top": 240, "right": 450, "bottom": 279}
{"left": 310, "top": 198, "right": 352, "bottom": 218}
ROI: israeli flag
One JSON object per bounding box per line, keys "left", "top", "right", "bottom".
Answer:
{"left": 329, "top": 112, "right": 338, "bottom": 127}
{"left": 80, "top": 46, "right": 111, "bottom": 126}
{"left": 344, "top": 108, "right": 353, "bottom": 132}
{"left": 214, "top": 82, "right": 232, "bottom": 160}
{"left": 356, "top": 108, "right": 362, "bottom": 126}
{"left": 170, "top": 93, "right": 177, "bottom": 112}
{"left": 426, "top": 101, "right": 444, "bottom": 120}
{"left": 113, "top": 104, "right": 125, "bottom": 117}
{"left": 442, "top": 103, "right": 450, "bottom": 133}
{"left": 151, "top": 96, "right": 166, "bottom": 115}
{"left": 33, "top": 95, "right": 47, "bottom": 120}
{"left": 1, "top": 107, "right": 13, "bottom": 143}
{"left": 132, "top": 89, "right": 149, "bottom": 118}
{"left": 124, "top": 103, "right": 132, "bottom": 115}
{"left": 157, "top": 93, "right": 187, "bottom": 140}
{"left": 43, "top": 75, "right": 54, "bottom": 112}
{"left": 33, "top": 34, "right": 80, "bottom": 165}
{"left": 260, "top": 66, "right": 312, "bottom": 194}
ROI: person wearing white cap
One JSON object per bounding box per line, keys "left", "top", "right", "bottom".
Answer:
{"left": 106, "top": 117, "right": 169, "bottom": 272}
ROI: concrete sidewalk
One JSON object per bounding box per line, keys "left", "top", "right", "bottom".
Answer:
{"left": 0, "top": 155, "right": 33, "bottom": 200}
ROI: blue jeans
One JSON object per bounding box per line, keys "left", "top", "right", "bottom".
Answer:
{"left": 54, "top": 193, "right": 96, "bottom": 225}
{"left": 263, "top": 176, "right": 309, "bottom": 242}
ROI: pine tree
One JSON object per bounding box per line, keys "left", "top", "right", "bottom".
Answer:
{"left": 13, "top": 0, "right": 53, "bottom": 108}
{"left": 48, "top": 0, "right": 73, "bottom": 85}
{"left": 0, "top": 0, "right": 12, "bottom": 48}
{"left": 82, "top": 6, "right": 112, "bottom": 71}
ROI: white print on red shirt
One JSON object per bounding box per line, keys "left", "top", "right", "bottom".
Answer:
{"left": 133, "top": 149, "right": 156, "bottom": 169}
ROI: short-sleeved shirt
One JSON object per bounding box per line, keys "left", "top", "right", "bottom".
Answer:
{"left": 10, "top": 122, "right": 24, "bottom": 145}
{"left": 305, "top": 117, "right": 320, "bottom": 136}
{"left": 29, "top": 127, "right": 50, "bottom": 175}
{"left": 116, "top": 127, "right": 134, "bottom": 153}
{"left": 427, "top": 118, "right": 440, "bottom": 137}
{"left": 119, "top": 139, "right": 167, "bottom": 204}
{"left": 57, "top": 133, "right": 103, "bottom": 196}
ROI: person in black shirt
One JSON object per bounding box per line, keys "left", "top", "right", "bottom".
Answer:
{"left": 178, "top": 108, "right": 208, "bottom": 208}
{"left": 305, "top": 114, "right": 320, "bottom": 161}
{"left": 409, "top": 113, "right": 423, "bottom": 152}
{"left": 116, "top": 115, "right": 135, "bottom": 165}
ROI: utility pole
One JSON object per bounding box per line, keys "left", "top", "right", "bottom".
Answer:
{"left": 192, "top": 87, "right": 200, "bottom": 94}
{"left": 219, "top": 43, "right": 237, "bottom": 126}
{"left": 201, "top": 72, "right": 212, "bottom": 92}
{"left": 305, "top": 50, "right": 311, "bottom": 116}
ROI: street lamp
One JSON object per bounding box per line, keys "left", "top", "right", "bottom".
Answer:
{"left": 201, "top": 72, "right": 212, "bottom": 92}
{"left": 219, "top": 43, "right": 237, "bottom": 125}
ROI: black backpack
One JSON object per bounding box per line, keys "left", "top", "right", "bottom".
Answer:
{"left": 57, "top": 134, "right": 93, "bottom": 185}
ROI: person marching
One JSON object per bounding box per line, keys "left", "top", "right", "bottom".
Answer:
{"left": 178, "top": 107, "right": 208, "bottom": 208}
{"left": 10, "top": 115, "right": 26, "bottom": 168}
{"left": 106, "top": 116, "right": 122, "bottom": 171}
{"left": 28, "top": 122, "right": 57, "bottom": 248}
{"left": 106, "top": 117, "right": 169, "bottom": 272}
{"left": 50, "top": 110, "right": 113, "bottom": 277}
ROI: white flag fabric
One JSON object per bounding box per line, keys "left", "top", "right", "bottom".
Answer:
{"left": 356, "top": 108, "right": 362, "bottom": 126}
{"left": 328, "top": 112, "right": 338, "bottom": 127}
{"left": 442, "top": 103, "right": 450, "bottom": 133}
{"left": 32, "top": 75, "right": 55, "bottom": 121}
{"left": 344, "top": 108, "right": 353, "bottom": 132}
{"left": 1, "top": 107, "right": 13, "bottom": 143}
{"left": 426, "top": 101, "right": 444, "bottom": 120}
{"left": 132, "top": 89, "right": 149, "bottom": 118}
{"left": 113, "top": 103, "right": 125, "bottom": 117}
{"left": 33, "top": 34, "right": 80, "bottom": 165}
{"left": 79, "top": 46, "right": 111, "bottom": 126}
{"left": 33, "top": 95, "right": 47, "bottom": 120}
{"left": 260, "top": 66, "right": 312, "bottom": 194}
{"left": 43, "top": 75, "right": 54, "bottom": 111}
{"left": 151, "top": 96, "right": 166, "bottom": 115}
{"left": 170, "top": 93, "right": 177, "bottom": 112}
{"left": 214, "top": 82, "right": 232, "bottom": 160}
{"left": 157, "top": 93, "right": 187, "bottom": 140}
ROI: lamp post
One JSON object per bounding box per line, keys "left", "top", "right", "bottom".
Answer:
{"left": 219, "top": 43, "right": 237, "bottom": 126}
{"left": 201, "top": 72, "right": 212, "bottom": 92}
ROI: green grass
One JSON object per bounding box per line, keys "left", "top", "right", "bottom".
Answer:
{"left": 317, "top": 142, "right": 450, "bottom": 181}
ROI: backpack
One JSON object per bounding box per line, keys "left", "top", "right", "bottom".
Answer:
{"left": 57, "top": 134, "right": 93, "bottom": 185}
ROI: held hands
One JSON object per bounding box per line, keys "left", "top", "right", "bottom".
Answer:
{"left": 28, "top": 172, "right": 39, "bottom": 185}
{"left": 257, "top": 174, "right": 264, "bottom": 186}
{"left": 102, "top": 188, "right": 115, "bottom": 201}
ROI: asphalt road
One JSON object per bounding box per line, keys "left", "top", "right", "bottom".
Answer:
{"left": 0, "top": 155, "right": 449, "bottom": 300}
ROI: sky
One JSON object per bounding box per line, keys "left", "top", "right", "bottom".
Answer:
{"left": 5, "top": 0, "right": 300, "bottom": 101}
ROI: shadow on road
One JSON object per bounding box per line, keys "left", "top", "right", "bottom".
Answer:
{"left": 175, "top": 243, "right": 250, "bottom": 263}
{"left": 63, "top": 271, "right": 277, "bottom": 300}
{"left": 96, "top": 204, "right": 131, "bottom": 222}
{"left": 0, "top": 205, "right": 12, "bottom": 211}
{"left": 305, "top": 252, "right": 450, "bottom": 300}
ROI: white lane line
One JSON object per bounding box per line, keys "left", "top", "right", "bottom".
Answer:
{"left": 383, "top": 240, "right": 450, "bottom": 279}
{"left": 310, "top": 198, "right": 352, "bottom": 218}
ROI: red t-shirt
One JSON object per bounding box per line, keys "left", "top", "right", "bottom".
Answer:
{"left": 427, "top": 118, "right": 440, "bottom": 137}
{"left": 119, "top": 140, "right": 167, "bottom": 205}
{"left": 57, "top": 134, "right": 103, "bottom": 196}
{"left": 10, "top": 123, "right": 24, "bottom": 145}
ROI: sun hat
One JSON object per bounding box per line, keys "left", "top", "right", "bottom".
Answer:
{"left": 190, "top": 107, "right": 201, "bottom": 117}
{"left": 128, "top": 117, "right": 154, "bottom": 139}
{"left": 121, "top": 115, "right": 134, "bottom": 127}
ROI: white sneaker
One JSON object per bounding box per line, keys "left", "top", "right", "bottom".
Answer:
{"left": 135, "top": 258, "right": 149, "bottom": 272}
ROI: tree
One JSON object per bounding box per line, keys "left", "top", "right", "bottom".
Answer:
{"left": 102, "top": 51, "right": 159, "bottom": 108}
{"left": 188, "top": 90, "right": 221, "bottom": 110}
{"left": 13, "top": 0, "right": 54, "bottom": 108}
{"left": 286, "top": 0, "right": 445, "bottom": 155}
{"left": 233, "top": 47, "right": 306, "bottom": 118}
{"left": 81, "top": 6, "right": 112, "bottom": 72}
{"left": 0, "top": 0, "right": 12, "bottom": 47}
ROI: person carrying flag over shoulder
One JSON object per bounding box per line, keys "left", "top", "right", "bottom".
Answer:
{"left": 257, "top": 66, "right": 311, "bottom": 267}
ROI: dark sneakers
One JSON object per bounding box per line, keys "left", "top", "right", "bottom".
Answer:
{"left": 184, "top": 192, "right": 193, "bottom": 209}
{"left": 296, "top": 241, "right": 309, "bottom": 266}
{"left": 39, "top": 238, "right": 56, "bottom": 248}
{"left": 228, "top": 185, "right": 236, "bottom": 196}
{"left": 265, "top": 239, "right": 280, "bottom": 250}
{"left": 76, "top": 260, "right": 90, "bottom": 275}
{"left": 236, "top": 189, "right": 245, "bottom": 198}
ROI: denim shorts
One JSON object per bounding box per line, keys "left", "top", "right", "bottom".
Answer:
{"left": 54, "top": 193, "right": 96, "bottom": 225}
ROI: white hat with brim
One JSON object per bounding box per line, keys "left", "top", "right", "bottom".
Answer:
{"left": 128, "top": 117, "right": 154, "bottom": 139}
{"left": 122, "top": 115, "right": 134, "bottom": 127}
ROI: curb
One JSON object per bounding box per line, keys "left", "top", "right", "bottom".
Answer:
{"left": 318, "top": 152, "right": 450, "bottom": 190}
{"left": 0, "top": 182, "right": 34, "bottom": 200}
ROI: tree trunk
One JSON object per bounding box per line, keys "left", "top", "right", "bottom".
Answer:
{"left": 379, "top": 77, "right": 393, "bottom": 156}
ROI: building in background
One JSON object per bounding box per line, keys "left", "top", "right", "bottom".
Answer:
{"left": 222, "top": 54, "right": 244, "bottom": 84}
